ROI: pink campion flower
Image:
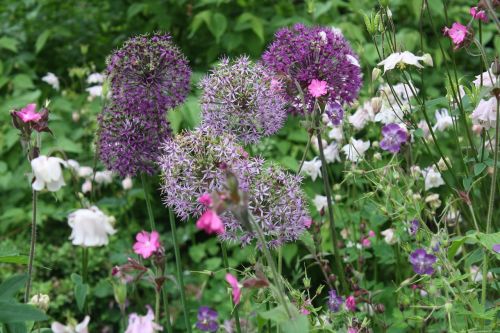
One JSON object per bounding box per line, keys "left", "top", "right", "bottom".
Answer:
{"left": 345, "top": 296, "right": 356, "bottom": 311}
{"left": 470, "top": 7, "right": 488, "bottom": 22}
{"left": 308, "top": 79, "right": 328, "bottom": 98}
{"left": 361, "top": 238, "right": 371, "bottom": 248}
{"left": 443, "top": 23, "right": 470, "bottom": 49}
{"left": 198, "top": 193, "right": 213, "bottom": 207}
{"left": 133, "top": 231, "right": 161, "bottom": 259}
{"left": 225, "top": 273, "right": 242, "bottom": 305}
{"left": 368, "top": 230, "right": 376, "bottom": 238}
{"left": 15, "top": 104, "right": 42, "bottom": 122}
{"left": 196, "top": 210, "right": 225, "bottom": 235}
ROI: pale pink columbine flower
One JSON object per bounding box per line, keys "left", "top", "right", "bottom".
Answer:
{"left": 345, "top": 295, "right": 356, "bottom": 311}
{"left": 133, "top": 231, "right": 161, "bottom": 259}
{"left": 308, "top": 79, "right": 328, "bottom": 98}
{"left": 225, "top": 273, "right": 242, "bottom": 305}
{"left": 443, "top": 23, "right": 470, "bottom": 49}
{"left": 470, "top": 7, "right": 488, "bottom": 22}
{"left": 125, "top": 306, "right": 163, "bottom": 333}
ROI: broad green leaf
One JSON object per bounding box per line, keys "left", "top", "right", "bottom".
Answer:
{"left": 4, "top": 322, "right": 27, "bottom": 333}
{"left": 282, "top": 314, "right": 309, "bottom": 333}
{"left": 0, "top": 37, "right": 18, "bottom": 52}
{"left": 75, "top": 283, "right": 88, "bottom": 311}
{"left": 235, "top": 13, "right": 264, "bottom": 42}
{"left": 208, "top": 13, "right": 227, "bottom": 43}
{"left": 0, "top": 275, "right": 27, "bottom": 299}
{"left": 127, "top": 3, "right": 147, "bottom": 19}
{"left": 35, "top": 30, "right": 51, "bottom": 53}
{"left": 477, "top": 232, "right": 500, "bottom": 255}
{"left": 0, "top": 256, "right": 29, "bottom": 265}
{"left": 258, "top": 305, "right": 288, "bottom": 324}
{"left": 0, "top": 301, "right": 47, "bottom": 323}
{"left": 473, "top": 163, "right": 486, "bottom": 176}
{"left": 12, "top": 74, "right": 34, "bottom": 91}
{"left": 189, "top": 10, "right": 211, "bottom": 38}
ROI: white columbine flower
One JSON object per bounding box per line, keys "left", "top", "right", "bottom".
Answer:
{"left": 51, "top": 316, "right": 90, "bottom": 333}
{"left": 301, "top": 157, "right": 322, "bottom": 181}
{"left": 67, "top": 159, "right": 80, "bottom": 173}
{"left": 86, "top": 72, "right": 105, "bottom": 84}
{"left": 422, "top": 166, "right": 445, "bottom": 190}
{"left": 328, "top": 126, "right": 343, "bottom": 142}
{"left": 68, "top": 206, "right": 116, "bottom": 247}
{"left": 41, "top": 72, "right": 60, "bottom": 90}
{"left": 433, "top": 109, "right": 453, "bottom": 132}
{"left": 86, "top": 85, "right": 103, "bottom": 99}
{"left": 342, "top": 138, "right": 370, "bottom": 162}
{"left": 349, "top": 101, "right": 375, "bottom": 130}
{"left": 324, "top": 142, "right": 341, "bottom": 163}
{"left": 381, "top": 228, "right": 397, "bottom": 245}
{"left": 122, "top": 176, "right": 133, "bottom": 190}
{"left": 374, "top": 105, "right": 405, "bottom": 124}
{"left": 471, "top": 97, "right": 497, "bottom": 130}
{"left": 378, "top": 51, "right": 428, "bottom": 74}
{"left": 31, "top": 156, "right": 66, "bottom": 192}
{"left": 77, "top": 166, "right": 93, "bottom": 178}
{"left": 81, "top": 180, "right": 92, "bottom": 194}
{"left": 473, "top": 70, "right": 497, "bottom": 87}
{"left": 94, "top": 170, "right": 113, "bottom": 184}
{"left": 313, "top": 195, "right": 328, "bottom": 212}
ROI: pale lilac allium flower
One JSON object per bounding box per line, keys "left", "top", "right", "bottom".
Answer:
{"left": 443, "top": 23, "right": 470, "bottom": 49}
{"left": 493, "top": 244, "right": 500, "bottom": 254}
{"left": 196, "top": 307, "right": 219, "bottom": 332}
{"left": 327, "top": 290, "right": 343, "bottom": 312}
{"left": 380, "top": 123, "right": 408, "bottom": 153}
{"left": 226, "top": 273, "right": 242, "bottom": 305}
{"left": 470, "top": 7, "right": 488, "bottom": 22}
{"left": 345, "top": 296, "right": 356, "bottom": 311}
{"left": 196, "top": 210, "right": 225, "bottom": 235}
{"left": 409, "top": 249, "right": 436, "bottom": 275}
{"left": 124, "top": 306, "right": 162, "bottom": 333}
{"left": 133, "top": 231, "right": 161, "bottom": 259}
{"left": 308, "top": 79, "right": 328, "bottom": 98}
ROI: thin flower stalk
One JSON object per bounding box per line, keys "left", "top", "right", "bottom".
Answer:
{"left": 24, "top": 189, "right": 37, "bottom": 303}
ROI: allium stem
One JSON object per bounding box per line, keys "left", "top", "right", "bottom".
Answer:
{"left": 141, "top": 174, "right": 156, "bottom": 230}
{"left": 24, "top": 189, "right": 37, "bottom": 303}
{"left": 220, "top": 243, "right": 242, "bottom": 333}
{"left": 314, "top": 107, "right": 348, "bottom": 293}
{"left": 168, "top": 208, "right": 192, "bottom": 332}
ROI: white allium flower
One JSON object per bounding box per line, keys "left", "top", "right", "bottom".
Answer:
{"left": 81, "top": 180, "right": 92, "bottom": 194}
{"left": 328, "top": 126, "right": 343, "bottom": 142}
{"left": 122, "top": 176, "right": 133, "bottom": 190}
{"left": 349, "top": 101, "right": 375, "bottom": 130}
{"left": 473, "top": 70, "right": 497, "bottom": 87}
{"left": 433, "top": 109, "right": 453, "bottom": 132}
{"left": 301, "top": 157, "right": 322, "bottom": 181}
{"left": 378, "top": 51, "right": 428, "bottom": 73}
{"left": 86, "top": 72, "right": 105, "bottom": 84}
{"left": 323, "top": 142, "right": 341, "bottom": 163}
{"left": 31, "top": 156, "right": 66, "bottom": 192}
{"left": 422, "top": 166, "right": 445, "bottom": 190}
{"left": 381, "top": 228, "right": 397, "bottom": 245}
{"left": 77, "top": 166, "right": 93, "bottom": 178}
{"left": 471, "top": 97, "right": 497, "bottom": 130}
{"left": 68, "top": 206, "right": 116, "bottom": 247}
{"left": 85, "top": 85, "right": 103, "bottom": 99}
{"left": 313, "top": 195, "right": 328, "bottom": 212}
{"left": 94, "top": 170, "right": 113, "bottom": 184}
{"left": 342, "top": 138, "right": 370, "bottom": 162}
{"left": 41, "top": 72, "right": 60, "bottom": 90}
{"left": 51, "top": 316, "right": 90, "bottom": 333}
{"left": 340, "top": 228, "right": 349, "bottom": 239}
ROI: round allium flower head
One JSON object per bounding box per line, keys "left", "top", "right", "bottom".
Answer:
{"left": 262, "top": 24, "right": 362, "bottom": 114}
{"left": 98, "top": 104, "right": 171, "bottom": 177}
{"left": 199, "top": 56, "right": 286, "bottom": 144}
{"left": 106, "top": 33, "right": 191, "bottom": 115}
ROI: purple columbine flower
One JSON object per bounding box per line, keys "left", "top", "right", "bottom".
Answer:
{"left": 327, "top": 290, "right": 344, "bottom": 312}
{"left": 325, "top": 101, "right": 344, "bottom": 125}
{"left": 408, "top": 219, "right": 419, "bottom": 236}
{"left": 196, "top": 306, "right": 219, "bottom": 332}
{"left": 380, "top": 123, "right": 408, "bottom": 153}
{"left": 409, "top": 249, "right": 437, "bottom": 275}
{"left": 262, "top": 24, "right": 362, "bottom": 115}
{"left": 493, "top": 244, "right": 500, "bottom": 254}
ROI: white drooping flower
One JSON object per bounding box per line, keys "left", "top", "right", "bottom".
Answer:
{"left": 31, "top": 156, "right": 67, "bottom": 192}
{"left": 323, "top": 142, "right": 341, "bottom": 163}
{"left": 301, "top": 157, "right": 322, "bottom": 181}
{"left": 471, "top": 97, "right": 497, "bottom": 130}
{"left": 381, "top": 228, "right": 397, "bottom": 245}
{"left": 422, "top": 166, "right": 445, "bottom": 190}
{"left": 94, "top": 170, "right": 113, "bottom": 184}
{"left": 342, "top": 138, "right": 370, "bottom": 162}
{"left": 67, "top": 159, "right": 80, "bottom": 173}
{"left": 51, "top": 316, "right": 90, "bottom": 333}
{"left": 349, "top": 101, "right": 375, "bottom": 130}
{"left": 29, "top": 294, "right": 50, "bottom": 312}
{"left": 374, "top": 104, "right": 405, "bottom": 124}
{"left": 41, "top": 72, "right": 60, "bottom": 90}
{"left": 85, "top": 85, "right": 103, "bottom": 99}
{"left": 86, "top": 72, "right": 105, "bottom": 84}
{"left": 68, "top": 206, "right": 116, "bottom": 247}
{"left": 328, "top": 126, "right": 343, "bottom": 142}
{"left": 77, "top": 166, "right": 93, "bottom": 178}
{"left": 378, "top": 51, "right": 429, "bottom": 73}
{"left": 81, "top": 180, "right": 92, "bottom": 194}
{"left": 433, "top": 109, "right": 454, "bottom": 132}
{"left": 417, "top": 120, "right": 431, "bottom": 139}
{"left": 472, "top": 70, "right": 497, "bottom": 87}
{"left": 122, "top": 176, "right": 133, "bottom": 190}
{"left": 313, "top": 195, "right": 328, "bottom": 212}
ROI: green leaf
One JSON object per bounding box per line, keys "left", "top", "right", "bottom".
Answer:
{"left": 12, "top": 74, "right": 34, "bottom": 91}
{"left": 0, "top": 256, "right": 29, "bottom": 265}
{"left": 0, "top": 37, "right": 19, "bottom": 52}
{"left": 4, "top": 322, "right": 27, "bottom": 333}
{"left": 127, "top": 3, "right": 147, "bottom": 19}
{"left": 189, "top": 10, "right": 211, "bottom": 38}
{"left": 0, "top": 275, "right": 27, "bottom": 299}
{"left": 208, "top": 13, "right": 227, "bottom": 43}
{"left": 282, "top": 244, "right": 298, "bottom": 267}
{"left": 235, "top": 13, "right": 264, "bottom": 42}
{"left": 477, "top": 232, "right": 500, "bottom": 255}
{"left": 74, "top": 283, "right": 88, "bottom": 311}
{"left": 282, "top": 314, "right": 309, "bottom": 333}
{"left": 0, "top": 301, "right": 47, "bottom": 323}
{"left": 473, "top": 163, "right": 486, "bottom": 176}
{"left": 258, "top": 305, "right": 288, "bottom": 324}
{"left": 35, "top": 30, "right": 51, "bottom": 54}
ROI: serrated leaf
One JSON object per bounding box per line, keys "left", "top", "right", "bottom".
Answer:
{"left": 0, "top": 301, "right": 47, "bottom": 323}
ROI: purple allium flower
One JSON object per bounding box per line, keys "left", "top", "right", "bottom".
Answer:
{"left": 196, "top": 306, "right": 219, "bottom": 332}
{"left": 380, "top": 123, "right": 408, "bottom": 153}
{"left": 200, "top": 56, "right": 286, "bottom": 144}
{"left": 327, "top": 290, "right": 344, "bottom": 312}
{"left": 409, "top": 249, "right": 437, "bottom": 275}
{"left": 408, "top": 219, "right": 419, "bottom": 236}
{"left": 262, "top": 24, "right": 362, "bottom": 114}
{"left": 493, "top": 244, "right": 500, "bottom": 253}
{"left": 325, "top": 101, "right": 344, "bottom": 125}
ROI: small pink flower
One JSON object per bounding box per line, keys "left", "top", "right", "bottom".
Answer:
{"left": 133, "top": 231, "right": 161, "bottom": 259}
{"left": 308, "top": 79, "right": 328, "bottom": 98}
{"left": 300, "top": 308, "right": 310, "bottom": 315}
{"left": 368, "top": 230, "right": 376, "bottom": 238}
{"left": 196, "top": 210, "right": 225, "bottom": 235}
{"left": 225, "top": 273, "right": 242, "bottom": 305}
{"left": 345, "top": 295, "right": 356, "bottom": 311}
{"left": 347, "top": 328, "right": 358, "bottom": 333}
{"left": 15, "top": 103, "right": 42, "bottom": 122}
{"left": 303, "top": 218, "right": 313, "bottom": 228}
{"left": 361, "top": 238, "right": 371, "bottom": 248}
{"left": 470, "top": 7, "right": 488, "bottom": 22}
{"left": 198, "top": 193, "right": 212, "bottom": 207}
{"left": 443, "top": 23, "right": 470, "bottom": 49}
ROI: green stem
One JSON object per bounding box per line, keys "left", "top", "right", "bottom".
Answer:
{"left": 82, "top": 248, "right": 89, "bottom": 283}
{"left": 24, "top": 190, "right": 37, "bottom": 303}
{"left": 141, "top": 174, "right": 156, "bottom": 230}
{"left": 168, "top": 208, "right": 192, "bottom": 332}
{"left": 155, "top": 288, "right": 161, "bottom": 331}
{"left": 221, "top": 243, "right": 242, "bottom": 333}
{"left": 162, "top": 287, "right": 173, "bottom": 333}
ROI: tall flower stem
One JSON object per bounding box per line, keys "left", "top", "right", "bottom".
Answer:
{"left": 24, "top": 189, "right": 37, "bottom": 303}
{"left": 220, "top": 243, "right": 242, "bottom": 333}
{"left": 82, "top": 248, "right": 89, "bottom": 282}
{"left": 141, "top": 174, "right": 156, "bottom": 230}
{"left": 162, "top": 287, "right": 173, "bottom": 333}
{"left": 313, "top": 107, "right": 348, "bottom": 293}
{"left": 168, "top": 208, "right": 192, "bottom": 332}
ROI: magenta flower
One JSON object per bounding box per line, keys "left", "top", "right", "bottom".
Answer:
{"left": 409, "top": 249, "right": 437, "bottom": 275}
{"left": 347, "top": 328, "right": 358, "bottom": 333}
{"left": 361, "top": 237, "right": 371, "bottom": 248}
{"left": 11, "top": 103, "right": 51, "bottom": 134}
{"left": 15, "top": 104, "right": 42, "bottom": 122}
{"left": 196, "top": 210, "right": 225, "bottom": 235}
{"left": 133, "top": 231, "right": 161, "bottom": 259}
{"left": 198, "top": 193, "right": 213, "bottom": 207}
{"left": 470, "top": 7, "right": 488, "bottom": 22}
{"left": 225, "top": 273, "right": 242, "bottom": 305}
{"left": 443, "top": 23, "right": 470, "bottom": 49}
{"left": 380, "top": 123, "right": 408, "bottom": 153}
{"left": 345, "top": 295, "right": 356, "bottom": 312}
{"left": 308, "top": 79, "right": 328, "bottom": 98}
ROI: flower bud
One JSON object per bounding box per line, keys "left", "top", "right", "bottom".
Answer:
{"left": 372, "top": 67, "right": 382, "bottom": 81}
{"left": 29, "top": 294, "right": 50, "bottom": 312}
{"left": 422, "top": 54, "right": 433, "bottom": 67}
